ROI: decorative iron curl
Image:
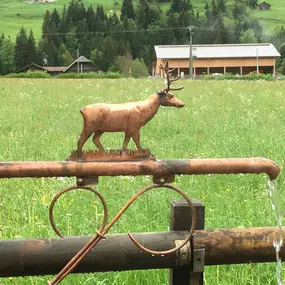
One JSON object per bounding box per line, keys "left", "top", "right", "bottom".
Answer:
{"left": 48, "top": 184, "right": 196, "bottom": 285}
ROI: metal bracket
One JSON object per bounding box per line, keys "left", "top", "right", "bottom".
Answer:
{"left": 192, "top": 248, "right": 205, "bottom": 273}
{"left": 76, "top": 176, "right": 99, "bottom": 186}
{"left": 153, "top": 174, "right": 175, "bottom": 184}
{"left": 175, "top": 240, "right": 191, "bottom": 266}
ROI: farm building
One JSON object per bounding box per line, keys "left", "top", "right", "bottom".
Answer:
{"left": 258, "top": 1, "right": 271, "bottom": 10}
{"left": 16, "top": 56, "right": 98, "bottom": 75}
{"left": 154, "top": 43, "right": 280, "bottom": 77}
{"left": 63, "top": 56, "right": 98, "bottom": 73}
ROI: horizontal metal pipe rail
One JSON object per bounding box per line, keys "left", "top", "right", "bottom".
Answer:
{"left": 0, "top": 157, "right": 280, "bottom": 180}
{"left": 0, "top": 226, "right": 283, "bottom": 277}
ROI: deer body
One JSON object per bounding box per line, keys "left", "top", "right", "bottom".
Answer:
{"left": 77, "top": 60, "right": 184, "bottom": 152}
{"left": 77, "top": 93, "right": 184, "bottom": 152}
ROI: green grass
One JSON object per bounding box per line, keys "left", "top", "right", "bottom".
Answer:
{"left": 0, "top": 78, "right": 285, "bottom": 284}
{"left": 251, "top": 0, "right": 285, "bottom": 33}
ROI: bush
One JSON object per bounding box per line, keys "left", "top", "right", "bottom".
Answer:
{"left": 5, "top": 71, "right": 51, "bottom": 78}
{"left": 56, "top": 72, "right": 122, "bottom": 78}
{"left": 131, "top": 59, "right": 149, "bottom": 78}
{"left": 202, "top": 73, "right": 275, "bottom": 81}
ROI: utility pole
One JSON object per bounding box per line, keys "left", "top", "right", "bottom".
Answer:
{"left": 77, "top": 48, "right": 79, "bottom": 74}
{"left": 188, "top": 26, "right": 195, "bottom": 79}
{"left": 256, "top": 47, "right": 259, "bottom": 75}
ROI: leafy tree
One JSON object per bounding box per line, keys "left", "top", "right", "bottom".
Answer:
{"left": 239, "top": 29, "right": 257, "bottom": 43}
{"left": 280, "top": 58, "right": 285, "bottom": 75}
{"left": 248, "top": 0, "right": 258, "bottom": 9}
{"left": 58, "top": 43, "right": 74, "bottom": 65}
{"left": 115, "top": 55, "right": 133, "bottom": 75}
{"left": 120, "top": 0, "right": 135, "bottom": 21}
{"left": 38, "top": 37, "right": 59, "bottom": 66}
{"left": 131, "top": 58, "right": 149, "bottom": 77}
{"left": 232, "top": 0, "right": 247, "bottom": 20}
{"left": 279, "top": 42, "right": 285, "bottom": 60}
{"left": 0, "top": 35, "right": 14, "bottom": 75}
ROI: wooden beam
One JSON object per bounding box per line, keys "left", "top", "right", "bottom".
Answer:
{"left": 0, "top": 227, "right": 284, "bottom": 277}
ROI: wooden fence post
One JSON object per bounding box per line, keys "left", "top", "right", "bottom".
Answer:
{"left": 169, "top": 200, "right": 205, "bottom": 285}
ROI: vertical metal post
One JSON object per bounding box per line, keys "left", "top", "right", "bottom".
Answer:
{"left": 256, "top": 47, "right": 259, "bottom": 75}
{"left": 169, "top": 200, "right": 205, "bottom": 285}
{"left": 188, "top": 26, "right": 195, "bottom": 79}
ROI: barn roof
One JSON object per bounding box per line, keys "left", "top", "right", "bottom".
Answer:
{"left": 258, "top": 1, "right": 271, "bottom": 6}
{"left": 154, "top": 43, "right": 280, "bottom": 59}
{"left": 63, "top": 56, "right": 91, "bottom": 72}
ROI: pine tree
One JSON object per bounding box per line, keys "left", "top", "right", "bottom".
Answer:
{"left": 120, "top": 0, "right": 135, "bottom": 21}
{"left": 168, "top": 0, "right": 193, "bottom": 14}
{"left": 14, "top": 27, "right": 30, "bottom": 70}
{"left": 136, "top": 0, "right": 161, "bottom": 29}
{"left": 42, "top": 10, "right": 51, "bottom": 38}
{"left": 217, "top": 0, "right": 226, "bottom": 13}
{"left": 27, "top": 30, "right": 38, "bottom": 64}
{"left": 51, "top": 8, "right": 61, "bottom": 29}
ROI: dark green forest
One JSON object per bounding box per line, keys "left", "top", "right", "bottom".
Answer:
{"left": 1, "top": 0, "right": 285, "bottom": 75}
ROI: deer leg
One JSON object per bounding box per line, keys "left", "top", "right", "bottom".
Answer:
{"left": 92, "top": 131, "right": 105, "bottom": 152}
{"left": 122, "top": 133, "right": 131, "bottom": 152}
{"left": 77, "top": 129, "right": 92, "bottom": 151}
{"left": 131, "top": 131, "right": 142, "bottom": 151}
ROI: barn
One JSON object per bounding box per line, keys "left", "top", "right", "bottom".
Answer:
{"left": 258, "top": 1, "right": 271, "bottom": 10}
{"left": 154, "top": 43, "right": 280, "bottom": 78}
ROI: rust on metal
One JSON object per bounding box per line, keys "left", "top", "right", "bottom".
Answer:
{"left": 67, "top": 149, "right": 155, "bottom": 162}
{"left": 77, "top": 60, "right": 184, "bottom": 153}
{"left": 0, "top": 157, "right": 280, "bottom": 180}
{"left": 47, "top": 184, "right": 196, "bottom": 284}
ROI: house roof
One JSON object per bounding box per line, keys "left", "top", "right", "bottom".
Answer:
{"left": 258, "top": 1, "right": 271, "bottom": 6}
{"left": 16, "top": 63, "right": 66, "bottom": 73}
{"left": 16, "top": 63, "right": 46, "bottom": 73}
{"left": 63, "top": 56, "right": 91, "bottom": 72}
{"left": 154, "top": 43, "right": 280, "bottom": 59}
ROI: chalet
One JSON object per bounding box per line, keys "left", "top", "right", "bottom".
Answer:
{"left": 258, "top": 1, "right": 271, "bottom": 10}
{"left": 63, "top": 56, "right": 98, "bottom": 73}
{"left": 16, "top": 56, "right": 98, "bottom": 76}
{"left": 154, "top": 43, "right": 280, "bottom": 77}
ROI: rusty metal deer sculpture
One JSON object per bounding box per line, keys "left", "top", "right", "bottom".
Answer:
{"left": 77, "top": 60, "right": 184, "bottom": 153}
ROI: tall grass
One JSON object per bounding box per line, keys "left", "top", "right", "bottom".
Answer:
{"left": 0, "top": 78, "right": 285, "bottom": 284}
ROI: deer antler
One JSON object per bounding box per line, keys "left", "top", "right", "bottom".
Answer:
{"left": 159, "top": 60, "right": 184, "bottom": 92}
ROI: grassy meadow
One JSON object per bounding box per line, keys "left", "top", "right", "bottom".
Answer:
{"left": 0, "top": 78, "right": 285, "bottom": 284}
{"left": 1, "top": 0, "right": 285, "bottom": 40}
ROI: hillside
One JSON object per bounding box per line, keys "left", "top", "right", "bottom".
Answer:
{"left": 0, "top": 0, "right": 285, "bottom": 41}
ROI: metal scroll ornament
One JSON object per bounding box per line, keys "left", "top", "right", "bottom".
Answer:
{"left": 47, "top": 184, "right": 196, "bottom": 284}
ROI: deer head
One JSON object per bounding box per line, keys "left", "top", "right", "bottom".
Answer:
{"left": 158, "top": 60, "right": 185, "bottom": 108}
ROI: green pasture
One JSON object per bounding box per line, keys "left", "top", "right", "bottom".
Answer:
{"left": 0, "top": 0, "right": 122, "bottom": 40}
{"left": 0, "top": 78, "right": 285, "bottom": 284}
{"left": 251, "top": 0, "right": 285, "bottom": 33}
{"left": 2, "top": 0, "right": 285, "bottom": 41}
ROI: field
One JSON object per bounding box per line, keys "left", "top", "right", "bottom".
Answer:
{"left": 1, "top": 0, "right": 285, "bottom": 40}
{"left": 0, "top": 78, "right": 285, "bottom": 284}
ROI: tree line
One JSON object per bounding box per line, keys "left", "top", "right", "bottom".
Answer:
{"left": 1, "top": 0, "right": 285, "bottom": 75}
